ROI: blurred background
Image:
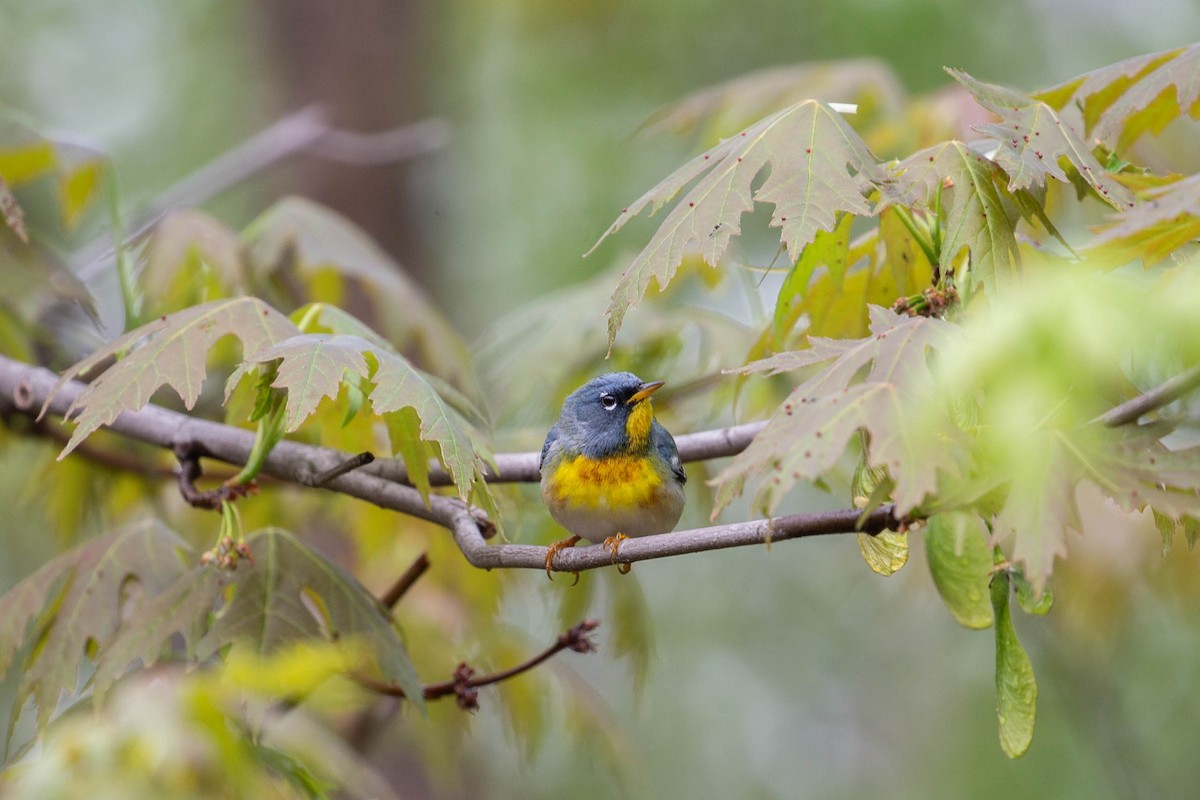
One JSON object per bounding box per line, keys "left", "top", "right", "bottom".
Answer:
{"left": 2, "top": 1, "right": 1199, "bottom": 797}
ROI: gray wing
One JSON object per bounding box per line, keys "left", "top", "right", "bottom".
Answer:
{"left": 539, "top": 423, "right": 562, "bottom": 476}
{"left": 652, "top": 421, "right": 686, "bottom": 485}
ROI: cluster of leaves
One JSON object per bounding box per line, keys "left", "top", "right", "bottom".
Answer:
{"left": 590, "top": 43, "right": 1200, "bottom": 757}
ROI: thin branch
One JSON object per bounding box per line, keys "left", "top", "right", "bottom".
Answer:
{"left": 311, "top": 451, "right": 375, "bottom": 488}
{"left": 1096, "top": 365, "right": 1200, "bottom": 427}
{"left": 73, "top": 106, "right": 451, "bottom": 281}
{"left": 355, "top": 620, "right": 600, "bottom": 710}
{"left": 379, "top": 552, "right": 430, "bottom": 610}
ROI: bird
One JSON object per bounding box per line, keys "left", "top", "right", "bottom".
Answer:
{"left": 539, "top": 372, "right": 686, "bottom": 579}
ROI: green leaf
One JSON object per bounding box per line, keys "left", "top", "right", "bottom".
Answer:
{"left": 45, "top": 296, "right": 299, "bottom": 457}
{"left": 242, "top": 196, "right": 477, "bottom": 393}
{"left": 1013, "top": 570, "right": 1054, "bottom": 616}
{"left": 884, "top": 141, "right": 1020, "bottom": 297}
{"left": 0, "top": 521, "right": 192, "bottom": 726}
{"left": 773, "top": 212, "right": 853, "bottom": 342}
{"left": 142, "top": 209, "right": 245, "bottom": 302}
{"left": 1154, "top": 509, "right": 1177, "bottom": 555}
{"left": 590, "top": 100, "right": 890, "bottom": 347}
{"left": 98, "top": 529, "right": 422, "bottom": 710}
{"left": 235, "top": 333, "right": 493, "bottom": 503}
{"left": 714, "top": 308, "right": 960, "bottom": 517}
{"left": 991, "top": 572, "right": 1037, "bottom": 758}
{"left": 857, "top": 530, "right": 908, "bottom": 576}
{"left": 949, "top": 69, "right": 1133, "bottom": 210}
{"left": 1091, "top": 43, "right": 1200, "bottom": 150}
{"left": 925, "top": 512, "right": 994, "bottom": 629}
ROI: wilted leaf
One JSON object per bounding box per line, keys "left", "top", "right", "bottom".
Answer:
{"left": 0, "top": 521, "right": 191, "bottom": 726}
{"left": 591, "top": 100, "right": 890, "bottom": 346}
{"left": 991, "top": 572, "right": 1037, "bottom": 758}
{"left": 949, "top": 69, "right": 1133, "bottom": 209}
{"left": 857, "top": 530, "right": 908, "bottom": 576}
{"left": 714, "top": 308, "right": 959, "bottom": 517}
{"left": 98, "top": 529, "right": 422, "bottom": 709}
{"left": 45, "top": 296, "right": 299, "bottom": 457}
{"left": 925, "top": 512, "right": 994, "bottom": 629}
{"left": 242, "top": 196, "right": 476, "bottom": 392}
{"left": 235, "top": 333, "right": 493, "bottom": 503}
{"left": 884, "top": 140, "right": 1020, "bottom": 296}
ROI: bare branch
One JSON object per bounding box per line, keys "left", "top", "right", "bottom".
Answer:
{"left": 311, "top": 451, "right": 376, "bottom": 487}
{"left": 355, "top": 619, "right": 601, "bottom": 710}
{"left": 1095, "top": 365, "right": 1200, "bottom": 427}
{"left": 379, "top": 552, "right": 430, "bottom": 610}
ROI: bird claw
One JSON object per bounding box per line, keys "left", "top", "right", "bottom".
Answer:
{"left": 603, "top": 533, "right": 631, "bottom": 574}
{"left": 545, "top": 535, "right": 582, "bottom": 582}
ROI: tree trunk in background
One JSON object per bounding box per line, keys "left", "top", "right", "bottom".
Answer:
{"left": 259, "top": 0, "right": 436, "bottom": 287}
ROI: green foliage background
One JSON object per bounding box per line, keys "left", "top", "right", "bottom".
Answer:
{"left": 2, "top": 2, "right": 1200, "bottom": 799}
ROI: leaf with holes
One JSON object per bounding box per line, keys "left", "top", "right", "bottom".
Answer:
{"left": 43, "top": 296, "right": 298, "bottom": 457}
{"left": 233, "top": 332, "right": 493, "bottom": 503}
{"left": 949, "top": 69, "right": 1133, "bottom": 210}
{"left": 0, "top": 521, "right": 192, "bottom": 726}
{"left": 97, "top": 528, "right": 422, "bottom": 710}
{"left": 589, "top": 100, "right": 890, "bottom": 346}
{"left": 884, "top": 140, "right": 1020, "bottom": 296}
{"left": 713, "top": 307, "right": 960, "bottom": 517}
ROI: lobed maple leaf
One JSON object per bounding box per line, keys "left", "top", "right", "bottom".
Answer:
{"left": 949, "top": 69, "right": 1133, "bottom": 210}
{"left": 589, "top": 100, "right": 891, "bottom": 347}
{"left": 43, "top": 296, "right": 299, "bottom": 457}
{"left": 233, "top": 332, "right": 493, "bottom": 503}
{"left": 883, "top": 140, "right": 1021, "bottom": 295}
{"left": 1088, "top": 172, "right": 1200, "bottom": 268}
{"left": 713, "top": 307, "right": 960, "bottom": 517}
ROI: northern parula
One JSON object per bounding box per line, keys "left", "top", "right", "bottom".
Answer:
{"left": 540, "top": 372, "right": 687, "bottom": 578}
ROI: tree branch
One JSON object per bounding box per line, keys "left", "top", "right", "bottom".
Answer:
{"left": 355, "top": 619, "right": 600, "bottom": 710}
{"left": 1095, "top": 365, "right": 1200, "bottom": 427}
{"left": 379, "top": 552, "right": 430, "bottom": 610}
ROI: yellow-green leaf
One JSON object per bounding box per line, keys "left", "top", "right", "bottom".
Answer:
{"left": 991, "top": 572, "right": 1037, "bottom": 758}
{"left": 857, "top": 530, "right": 908, "bottom": 576}
{"left": 925, "top": 512, "right": 994, "bottom": 629}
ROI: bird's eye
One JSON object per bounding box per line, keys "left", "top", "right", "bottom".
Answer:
{"left": 600, "top": 393, "right": 618, "bottom": 410}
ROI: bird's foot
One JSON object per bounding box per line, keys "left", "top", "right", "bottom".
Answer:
{"left": 545, "top": 535, "right": 582, "bottom": 583}
{"left": 603, "top": 533, "right": 631, "bottom": 574}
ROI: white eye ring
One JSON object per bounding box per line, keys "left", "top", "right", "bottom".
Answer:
{"left": 600, "top": 393, "right": 618, "bottom": 410}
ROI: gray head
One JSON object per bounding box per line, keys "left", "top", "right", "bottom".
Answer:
{"left": 559, "top": 372, "right": 664, "bottom": 458}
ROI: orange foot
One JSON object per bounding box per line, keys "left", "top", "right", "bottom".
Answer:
{"left": 545, "top": 535, "right": 582, "bottom": 582}
{"left": 603, "top": 533, "right": 631, "bottom": 574}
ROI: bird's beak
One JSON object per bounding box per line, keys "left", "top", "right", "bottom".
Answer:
{"left": 627, "top": 380, "right": 665, "bottom": 404}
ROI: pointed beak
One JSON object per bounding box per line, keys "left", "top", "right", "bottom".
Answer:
{"left": 627, "top": 380, "right": 665, "bottom": 404}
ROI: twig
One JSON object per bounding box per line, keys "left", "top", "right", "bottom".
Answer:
{"left": 1095, "top": 365, "right": 1200, "bottom": 427}
{"left": 355, "top": 620, "right": 600, "bottom": 710}
{"left": 73, "top": 106, "right": 451, "bottom": 281}
{"left": 310, "top": 451, "right": 375, "bottom": 488}
{"left": 174, "top": 442, "right": 258, "bottom": 510}
{"left": 379, "top": 552, "right": 430, "bottom": 610}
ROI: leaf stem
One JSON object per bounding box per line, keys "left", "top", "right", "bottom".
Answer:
{"left": 228, "top": 395, "right": 287, "bottom": 487}
{"left": 103, "top": 160, "right": 139, "bottom": 329}
{"left": 892, "top": 205, "right": 940, "bottom": 273}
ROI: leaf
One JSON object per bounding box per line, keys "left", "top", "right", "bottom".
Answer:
{"left": 235, "top": 333, "right": 493, "bottom": 503}
{"left": 714, "top": 308, "right": 959, "bottom": 517}
{"left": 991, "top": 572, "right": 1037, "bottom": 758}
{"left": 0, "top": 521, "right": 192, "bottom": 726}
{"left": 0, "top": 116, "right": 106, "bottom": 229}
{"left": 0, "top": 174, "right": 27, "bottom": 243}
{"left": 98, "top": 529, "right": 422, "bottom": 710}
{"left": 772, "top": 212, "right": 853, "bottom": 342}
{"left": 949, "top": 69, "right": 1133, "bottom": 210}
{"left": 590, "top": 100, "right": 890, "bottom": 347}
{"left": 642, "top": 59, "right": 906, "bottom": 143}
{"left": 884, "top": 141, "right": 1020, "bottom": 296}
{"left": 142, "top": 209, "right": 245, "bottom": 301}
{"left": 857, "top": 530, "right": 908, "bottom": 576}
{"left": 925, "top": 512, "right": 994, "bottom": 629}
{"left": 1014, "top": 570, "right": 1053, "bottom": 616}
{"left": 45, "top": 296, "right": 299, "bottom": 458}
{"left": 242, "top": 196, "right": 477, "bottom": 392}
{"left": 1091, "top": 43, "right": 1200, "bottom": 150}
{"left": 1089, "top": 172, "right": 1200, "bottom": 268}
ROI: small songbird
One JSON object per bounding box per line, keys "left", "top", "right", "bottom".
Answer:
{"left": 539, "top": 372, "right": 687, "bottom": 578}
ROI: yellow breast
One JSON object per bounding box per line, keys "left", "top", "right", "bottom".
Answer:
{"left": 546, "top": 453, "right": 664, "bottom": 510}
